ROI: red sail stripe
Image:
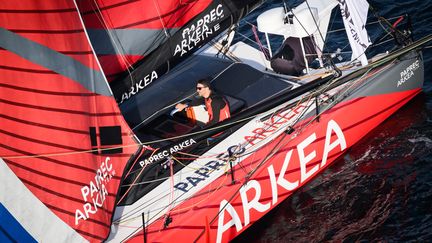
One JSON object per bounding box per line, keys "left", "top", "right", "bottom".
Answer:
{"left": 0, "top": 7, "right": 76, "bottom": 13}
{"left": 46, "top": 204, "right": 111, "bottom": 228}
{"left": 79, "top": 0, "right": 141, "bottom": 15}
{"left": 0, "top": 98, "right": 121, "bottom": 116}
{"left": 98, "top": 54, "right": 143, "bottom": 82}
{"left": 0, "top": 114, "right": 89, "bottom": 135}
{"left": 0, "top": 145, "right": 102, "bottom": 173}
{"left": 78, "top": 0, "right": 211, "bottom": 29}
{"left": 0, "top": 129, "right": 89, "bottom": 152}
{"left": 0, "top": 64, "right": 56, "bottom": 74}
{"left": 8, "top": 28, "right": 84, "bottom": 34}
{"left": 5, "top": 159, "right": 89, "bottom": 187}
{"left": 0, "top": 82, "right": 99, "bottom": 97}
{"left": 21, "top": 177, "right": 113, "bottom": 209}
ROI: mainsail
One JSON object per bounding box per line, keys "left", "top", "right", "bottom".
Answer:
{"left": 78, "top": 0, "right": 265, "bottom": 104}
{"left": 0, "top": 0, "right": 141, "bottom": 241}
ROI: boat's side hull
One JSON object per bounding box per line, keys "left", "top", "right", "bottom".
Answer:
{"left": 125, "top": 51, "right": 424, "bottom": 242}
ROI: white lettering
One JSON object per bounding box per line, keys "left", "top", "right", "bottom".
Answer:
{"left": 397, "top": 60, "right": 420, "bottom": 87}
{"left": 321, "top": 120, "right": 347, "bottom": 167}
{"left": 217, "top": 119, "right": 348, "bottom": 238}
{"left": 75, "top": 209, "right": 86, "bottom": 226}
{"left": 216, "top": 200, "right": 243, "bottom": 243}
{"left": 174, "top": 4, "right": 224, "bottom": 57}
{"left": 240, "top": 180, "right": 270, "bottom": 226}
{"left": 81, "top": 186, "right": 90, "bottom": 202}
{"left": 75, "top": 157, "right": 116, "bottom": 225}
{"left": 298, "top": 133, "right": 318, "bottom": 183}
{"left": 118, "top": 71, "right": 158, "bottom": 104}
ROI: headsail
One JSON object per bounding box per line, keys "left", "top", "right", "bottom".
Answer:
{"left": 0, "top": 0, "right": 141, "bottom": 241}
{"left": 77, "top": 0, "right": 212, "bottom": 83}
{"left": 338, "top": 0, "right": 371, "bottom": 65}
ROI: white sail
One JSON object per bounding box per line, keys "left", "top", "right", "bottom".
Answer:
{"left": 338, "top": 0, "right": 371, "bottom": 66}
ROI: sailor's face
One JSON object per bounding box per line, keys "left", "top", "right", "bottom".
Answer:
{"left": 196, "top": 85, "right": 209, "bottom": 97}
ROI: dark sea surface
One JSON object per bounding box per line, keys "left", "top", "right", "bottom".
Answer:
{"left": 233, "top": 0, "right": 432, "bottom": 242}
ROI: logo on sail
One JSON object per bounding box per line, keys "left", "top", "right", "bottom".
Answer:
{"left": 174, "top": 4, "right": 225, "bottom": 57}
{"left": 75, "top": 157, "right": 115, "bottom": 225}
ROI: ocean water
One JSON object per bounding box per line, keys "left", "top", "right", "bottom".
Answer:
{"left": 234, "top": 0, "right": 432, "bottom": 242}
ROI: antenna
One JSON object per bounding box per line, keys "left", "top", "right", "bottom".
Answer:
{"left": 282, "top": 0, "right": 290, "bottom": 24}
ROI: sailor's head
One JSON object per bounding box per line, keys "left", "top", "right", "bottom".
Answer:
{"left": 196, "top": 78, "right": 212, "bottom": 98}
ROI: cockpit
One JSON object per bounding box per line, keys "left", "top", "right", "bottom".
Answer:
{"left": 119, "top": 55, "right": 294, "bottom": 147}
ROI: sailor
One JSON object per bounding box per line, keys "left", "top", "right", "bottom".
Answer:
{"left": 175, "top": 78, "right": 230, "bottom": 126}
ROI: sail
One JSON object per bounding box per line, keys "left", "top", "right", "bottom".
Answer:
{"left": 76, "top": 0, "right": 212, "bottom": 83}
{"left": 0, "top": 0, "right": 141, "bottom": 241}
{"left": 338, "top": 0, "right": 371, "bottom": 65}
{"left": 80, "top": 0, "right": 265, "bottom": 104}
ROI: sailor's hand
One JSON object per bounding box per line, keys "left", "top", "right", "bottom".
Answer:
{"left": 175, "top": 103, "right": 188, "bottom": 111}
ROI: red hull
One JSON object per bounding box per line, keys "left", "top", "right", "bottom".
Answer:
{"left": 128, "top": 88, "right": 421, "bottom": 242}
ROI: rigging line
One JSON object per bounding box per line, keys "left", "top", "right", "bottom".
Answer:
{"left": 152, "top": 0, "right": 170, "bottom": 38}
{"left": 117, "top": 157, "right": 231, "bottom": 228}
{"left": 232, "top": 98, "right": 314, "bottom": 159}
{"left": 90, "top": 0, "right": 135, "bottom": 75}
{"left": 370, "top": 38, "right": 394, "bottom": 48}
{"left": 194, "top": 121, "right": 293, "bottom": 241}
{"left": 1, "top": 143, "right": 139, "bottom": 159}
{"left": 327, "top": 15, "right": 404, "bottom": 34}
{"left": 117, "top": 148, "right": 160, "bottom": 205}
{"left": 123, "top": 146, "right": 151, "bottom": 180}
{"left": 305, "top": 0, "right": 326, "bottom": 50}
{"left": 115, "top": 161, "right": 228, "bottom": 228}
{"left": 227, "top": 77, "right": 338, "bottom": 162}
{"left": 120, "top": 119, "right": 313, "bottom": 225}
{"left": 284, "top": 2, "right": 324, "bottom": 55}
{"left": 167, "top": 158, "right": 175, "bottom": 214}
{"left": 369, "top": 3, "right": 407, "bottom": 39}
{"left": 117, "top": 164, "right": 231, "bottom": 234}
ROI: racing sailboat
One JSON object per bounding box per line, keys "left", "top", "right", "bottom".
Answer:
{"left": 112, "top": 0, "right": 430, "bottom": 242}
{"left": 0, "top": 0, "right": 430, "bottom": 242}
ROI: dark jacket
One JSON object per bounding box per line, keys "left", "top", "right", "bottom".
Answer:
{"left": 190, "top": 93, "right": 230, "bottom": 126}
